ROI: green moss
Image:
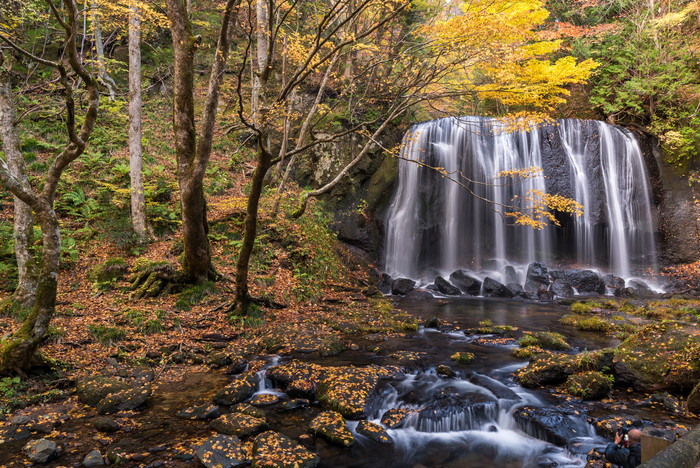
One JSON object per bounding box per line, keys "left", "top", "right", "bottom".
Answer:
{"left": 88, "top": 324, "right": 126, "bottom": 344}
{"left": 519, "top": 331, "right": 570, "bottom": 350}
{"left": 565, "top": 371, "right": 613, "bottom": 400}
{"left": 570, "top": 301, "right": 594, "bottom": 314}
{"left": 561, "top": 314, "right": 612, "bottom": 332}
{"left": 450, "top": 352, "right": 475, "bottom": 363}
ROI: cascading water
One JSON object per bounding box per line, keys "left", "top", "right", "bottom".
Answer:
{"left": 384, "top": 117, "right": 658, "bottom": 281}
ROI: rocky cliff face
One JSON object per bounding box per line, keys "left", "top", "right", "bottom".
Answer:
{"left": 638, "top": 133, "right": 700, "bottom": 265}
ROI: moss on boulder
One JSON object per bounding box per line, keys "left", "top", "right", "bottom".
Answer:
{"left": 565, "top": 371, "right": 613, "bottom": 400}
{"left": 309, "top": 411, "right": 354, "bottom": 447}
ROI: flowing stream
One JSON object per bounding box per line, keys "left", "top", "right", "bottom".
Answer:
{"left": 384, "top": 117, "right": 658, "bottom": 283}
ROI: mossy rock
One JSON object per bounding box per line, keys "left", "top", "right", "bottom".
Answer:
{"left": 252, "top": 431, "right": 319, "bottom": 468}
{"left": 519, "top": 331, "right": 570, "bottom": 351}
{"left": 688, "top": 381, "right": 700, "bottom": 414}
{"left": 96, "top": 386, "right": 152, "bottom": 414}
{"left": 88, "top": 258, "right": 128, "bottom": 284}
{"left": 308, "top": 411, "right": 354, "bottom": 447}
{"left": 515, "top": 349, "right": 614, "bottom": 388}
{"left": 613, "top": 321, "right": 700, "bottom": 392}
{"left": 76, "top": 375, "right": 130, "bottom": 407}
{"left": 214, "top": 373, "right": 259, "bottom": 406}
{"left": 565, "top": 371, "right": 612, "bottom": 400}
{"left": 210, "top": 413, "right": 269, "bottom": 438}
{"left": 356, "top": 420, "right": 391, "bottom": 443}
{"left": 450, "top": 352, "right": 475, "bottom": 363}
{"left": 380, "top": 408, "right": 412, "bottom": 429}
{"left": 196, "top": 435, "right": 249, "bottom": 468}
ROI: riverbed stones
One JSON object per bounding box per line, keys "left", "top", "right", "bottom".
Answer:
{"left": 96, "top": 386, "right": 152, "bottom": 414}
{"left": 467, "top": 373, "right": 520, "bottom": 401}
{"left": 391, "top": 278, "right": 415, "bottom": 295}
{"left": 356, "top": 420, "right": 391, "bottom": 443}
{"left": 82, "top": 449, "right": 105, "bottom": 467}
{"left": 76, "top": 375, "right": 129, "bottom": 407}
{"left": 435, "top": 276, "right": 461, "bottom": 296}
{"left": 482, "top": 277, "right": 514, "bottom": 298}
{"left": 0, "top": 425, "right": 32, "bottom": 443}
{"left": 252, "top": 431, "right": 319, "bottom": 468}
{"left": 602, "top": 274, "right": 625, "bottom": 291}
{"left": 317, "top": 365, "right": 402, "bottom": 418}
{"left": 214, "top": 372, "right": 259, "bottom": 406}
{"left": 231, "top": 403, "right": 266, "bottom": 419}
{"left": 376, "top": 273, "right": 392, "bottom": 295}
{"left": 551, "top": 280, "right": 574, "bottom": 298}
{"left": 210, "top": 413, "right": 269, "bottom": 438}
{"left": 23, "top": 438, "right": 59, "bottom": 464}
{"left": 278, "top": 398, "right": 309, "bottom": 412}
{"left": 519, "top": 331, "right": 570, "bottom": 351}
{"left": 249, "top": 393, "right": 281, "bottom": 406}
{"left": 449, "top": 270, "right": 482, "bottom": 295}
{"left": 436, "top": 365, "right": 456, "bottom": 378}
{"left": 177, "top": 404, "right": 221, "bottom": 420}
{"left": 309, "top": 411, "right": 354, "bottom": 447}
{"left": 196, "top": 435, "right": 248, "bottom": 468}
{"left": 525, "top": 262, "right": 549, "bottom": 293}
{"left": 504, "top": 266, "right": 519, "bottom": 285}
{"left": 515, "top": 349, "right": 614, "bottom": 388}
{"left": 380, "top": 408, "right": 412, "bottom": 429}
{"left": 556, "top": 269, "right": 605, "bottom": 295}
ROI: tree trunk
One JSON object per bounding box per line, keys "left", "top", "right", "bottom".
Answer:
{"left": 165, "top": 0, "right": 238, "bottom": 283}
{"left": 0, "top": 71, "right": 37, "bottom": 309}
{"left": 91, "top": 0, "right": 116, "bottom": 99}
{"left": 0, "top": 203, "right": 60, "bottom": 373}
{"left": 128, "top": 1, "right": 146, "bottom": 240}
{"left": 232, "top": 140, "right": 272, "bottom": 314}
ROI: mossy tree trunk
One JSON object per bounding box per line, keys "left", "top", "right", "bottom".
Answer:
{"left": 164, "top": 0, "right": 239, "bottom": 284}
{"left": 0, "top": 0, "right": 99, "bottom": 374}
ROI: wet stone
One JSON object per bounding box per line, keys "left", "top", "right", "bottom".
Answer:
{"left": 249, "top": 393, "right": 281, "bottom": 407}
{"left": 214, "top": 373, "right": 258, "bottom": 406}
{"left": 230, "top": 403, "right": 266, "bottom": 419}
{"left": 82, "top": 449, "right": 105, "bottom": 467}
{"left": 96, "top": 386, "right": 152, "bottom": 414}
{"left": 196, "top": 435, "right": 248, "bottom": 468}
{"left": 226, "top": 356, "right": 249, "bottom": 375}
{"left": 92, "top": 417, "right": 120, "bottom": 433}
{"left": 436, "top": 365, "right": 456, "bottom": 378}
{"left": 278, "top": 399, "right": 309, "bottom": 412}
{"left": 309, "top": 411, "right": 354, "bottom": 447}
{"left": 356, "top": 420, "right": 391, "bottom": 443}
{"left": 177, "top": 404, "right": 221, "bottom": 420}
{"left": 380, "top": 408, "right": 412, "bottom": 429}
{"left": 252, "top": 431, "right": 319, "bottom": 468}
{"left": 76, "top": 375, "right": 129, "bottom": 407}
{"left": 23, "top": 438, "right": 59, "bottom": 464}
{"left": 210, "top": 413, "right": 269, "bottom": 438}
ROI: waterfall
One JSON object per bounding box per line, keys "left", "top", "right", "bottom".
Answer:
{"left": 384, "top": 117, "right": 657, "bottom": 280}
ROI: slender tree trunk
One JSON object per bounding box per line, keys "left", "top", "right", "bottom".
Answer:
{"left": 233, "top": 140, "right": 272, "bottom": 313}
{"left": 91, "top": 0, "right": 116, "bottom": 99}
{"left": 0, "top": 72, "right": 37, "bottom": 309}
{"left": 128, "top": 1, "right": 146, "bottom": 240}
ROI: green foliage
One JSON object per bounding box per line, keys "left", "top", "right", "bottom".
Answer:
{"left": 176, "top": 281, "right": 216, "bottom": 311}
{"left": 88, "top": 324, "right": 126, "bottom": 344}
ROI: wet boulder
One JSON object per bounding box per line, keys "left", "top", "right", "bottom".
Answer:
{"left": 210, "top": 413, "right": 269, "bottom": 438}
{"left": 77, "top": 375, "right": 130, "bottom": 407}
{"left": 424, "top": 317, "right": 441, "bottom": 328}
{"left": 434, "top": 276, "right": 461, "bottom": 296}
{"left": 418, "top": 392, "right": 496, "bottom": 431}
{"left": 565, "top": 371, "right": 612, "bottom": 400}
{"left": 0, "top": 425, "right": 32, "bottom": 443}
{"left": 231, "top": 403, "right": 266, "bottom": 419}
{"left": 449, "top": 270, "right": 482, "bottom": 295}
{"left": 514, "top": 406, "right": 586, "bottom": 446}
{"left": 628, "top": 279, "right": 654, "bottom": 297}
{"left": 376, "top": 273, "right": 392, "bottom": 295}
{"left": 404, "top": 289, "right": 434, "bottom": 300}
{"left": 249, "top": 394, "right": 281, "bottom": 406}
{"left": 96, "top": 386, "right": 152, "bottom": 415}
{"left": 214, "top": 372, "right": 259, "bottom": 406}
{"left": 602, "top": 274, "right": 625, "bottom": 291}
{"left": 515, "top": 349, "right": 614, "bottom": 388}
{"left": 356, "top": 420, "right": 390, "bottom": 443}
{"left": 309, "top": 411, "right": 354, "bottom": 447}
{"left": 551, "top": 280, "right": 574, "bottom": 298}
{"left": 23, "top": 438, "right": 59, "bottom": 464}
{"left": 504, "top": 266, "right": 519, "bottom": 285}
{"left": 252, "top": 431, "right": 319, "bottom": 468}
{"left": 278, "top": 399, "right": 309, "bottom": 412}
{"left": 614, "top": 287, "right": 638, "bottom": 298}
{"left": 91, "top": 417, "right": 121, "bottom": 433}
{"left": 482, "top": 277, "right": 514, "bottom": 298}
{"left": 506, "top": 283, "right": 528, "bottom": 299}
{"left": 524, "top": 262, "right": 549, "bottom": 293}
{"left": 196, "top": 435, "right": 248, "bottom": 468}
{"left": 467, "top": 373, "right": 520, "bottom": 401}
{"left": 688, "top": 381, "right": 700, "bottom": 414}
{"left": 519, "top": 331, "right": 570, "bottom": 351}
{"left": 557, "top": 269, "right": 605, "bottom": 295}
{"left": 391, "top": 278, "right": 416, "bottom": 296}
{"left": 436, "top": 365, "right": 456, "bottom": 378}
